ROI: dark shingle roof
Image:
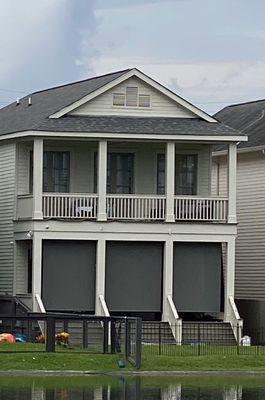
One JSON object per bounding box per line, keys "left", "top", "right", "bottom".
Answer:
{"left": 0, "top": 69, "right": 130, "bottom": 136}
{"left": 215, "top": 100, "right": 265, "bottom": 149}
{"left": 35, "top": 115, "right": 240, "bottom": 136}
{"left": 0, "top": 68, "right": 242, "bottom": 139}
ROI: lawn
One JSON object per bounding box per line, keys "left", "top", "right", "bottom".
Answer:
{"left": 0, "top": 343, "right": 265, "bottom": 371}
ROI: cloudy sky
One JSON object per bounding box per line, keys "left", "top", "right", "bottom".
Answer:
{"left": 0, "top": 0, "right": 264, "bottom": 114}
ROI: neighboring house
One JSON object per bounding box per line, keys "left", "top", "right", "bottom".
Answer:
{"left": 0, "top": 68, "right": 246, "bottom": 342}
{"left": 213, "top": 100, "right": 265, "bottom": 334}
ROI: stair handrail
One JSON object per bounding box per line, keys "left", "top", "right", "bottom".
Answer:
{"left": 167, "top": 295, "right": 182, "bottom": 345}
{"left": 99, "top": 295, "right": 110, "bottom": 317}
{"left": 35, "top": 294, "right": 46, "bottom": 335}
{"left": 228, "top": 295, "right": 243, "bottom": 344}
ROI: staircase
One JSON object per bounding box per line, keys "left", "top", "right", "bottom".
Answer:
{"left": 182, "top": 321, "right": 237, "bottom": 345}
{"left": 142, "top": 321, "right": 176, "bottom": 344}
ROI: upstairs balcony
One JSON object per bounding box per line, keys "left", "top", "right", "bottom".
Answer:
{"left": 16, "top": 138, "right": 236, "bottom": 224}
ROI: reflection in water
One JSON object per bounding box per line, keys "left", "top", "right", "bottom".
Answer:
{"left": 2, "top": 377, "right": 265, "bottom": 399}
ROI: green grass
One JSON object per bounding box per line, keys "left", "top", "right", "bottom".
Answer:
{"left": 0, "top": 343, "right": 265, "bottom": 371}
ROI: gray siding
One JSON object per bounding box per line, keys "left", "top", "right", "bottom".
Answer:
{"left": 0, "top": 142, "right": 16, "bottom": 294}
{"left": 213, "top": 152, "right": 265, "bottom": 300}
{"left": 16, "top": 240, "right": 30, "bottom": 294}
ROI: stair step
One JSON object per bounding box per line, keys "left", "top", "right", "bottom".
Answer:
{"left": 182, "top": 322, "right": 236, "bottom": 345}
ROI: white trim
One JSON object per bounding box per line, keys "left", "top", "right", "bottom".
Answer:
{"left": 213, "top": 144, "right": 262, "bottom": 157}
{"left": 49, "top": 68, "right": 216, "bottom": 122}
{"left": 0, "top": 130, "right": 248, "bottom": 143}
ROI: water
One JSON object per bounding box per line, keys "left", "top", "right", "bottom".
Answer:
{"left": 0, "top": 375, "right": 265, "bottom": 399}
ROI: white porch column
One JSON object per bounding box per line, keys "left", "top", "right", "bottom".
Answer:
{"left": 162, "top": 238, "right": 174, "bottom": 321}
{"left": 97, "top": 140, "right": 107, "bottom": 221}
{"left": 32, "top": 138, "right": 43, "bottom": 220}
{"left": 224, "top": 238, "right": 236, "bottom": 322}
{"left": 32, "top": 234, "right": 42, "bottom": 312}
{"left": 227, "top": 143, "right": 237, "bottom": 223}
{"left": 95, "top": 239, "right": 106, "bottom": 315}
{"left": 166, "top": 142, "right": 175, "bottom": 222}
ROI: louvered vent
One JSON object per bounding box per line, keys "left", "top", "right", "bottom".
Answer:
{"left": 113, "top": 93, "right": 125, "bottom": 106}
{"left": 126, "top": 87, "right": 138, "bottom": 107}
{"left": 139, "top": 94, "right": 150, "bottom": 107}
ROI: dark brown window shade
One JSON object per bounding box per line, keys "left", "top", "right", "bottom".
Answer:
{"left": 157, "top": 154, "right": 197, "bottom": 195}
{"left": 94, "top": 152, "right": 134, "bottom": 194}
{"left": 29, "top": 151, "right": 70, "bottom": 193}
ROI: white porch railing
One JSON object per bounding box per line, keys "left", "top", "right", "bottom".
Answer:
{"left": 174, "top": 196, "right": 228, "bottom": 222}
{"left": 39, "top": 193, "right": 228, "bottom": 223}
{"left": 106, "top": 194, "right": 166, "bottom": 220}
{"left": 43, "top": 193, "right": 98, "bottom": 219}
{"left": 166, "top": 295, "right": 182, "bottom": 344}
{"left": 227, "top": 295, "right": 243, "bottom": 344}
{"left": 98, "top": 295, "right": 110, "bottom": 317}
{"left": 35, "top": 294, "right": 46, "bottom": 336}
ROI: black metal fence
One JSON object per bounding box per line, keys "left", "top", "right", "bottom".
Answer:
{"left": 0, "top": 314, "right": 142, "bottom": 368}
{"left": 141, "top": 322, "right": 265, "bottom": 357}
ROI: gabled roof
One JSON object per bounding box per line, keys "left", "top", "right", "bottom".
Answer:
{"left": 0, "top": 69, "right": 129, "bottom": 136}
{"left": 215, "top": 99, "right": 265, "bottom": 149}
{"left": 0, "top": 68, "right": 245, "bottom": 140}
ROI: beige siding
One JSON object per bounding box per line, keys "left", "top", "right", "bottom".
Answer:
{"left": 0, "top": 142, "right": 16, "bottom": 294}
{"left": 211, "top": 156, "right": 227, "bottom": 197}
{"left": 214, "top": 151, "right": 265, "bottom": 300}
{"left": 17, "top": 141, "right": 211, "bottom": 196}
{"left": 16, "top": 241, "right": 29, "bottom": 294}
{"left": 70, "top": 76, "right": 196, "bottom": 118}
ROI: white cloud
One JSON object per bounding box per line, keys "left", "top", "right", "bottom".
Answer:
{"left": 89, "top": 56, "right": 265, "bottom": 113}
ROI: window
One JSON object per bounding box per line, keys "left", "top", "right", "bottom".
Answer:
{"left": 113, "top": 93, "right": 125, "bottom": 106}
{"left": 113, "top": 86, "right": 150, "bottom": 108}
{"left": 43, "top": 151, "right": 70, "bottom": 192}
{"left": 157, "top": 154, "right": 197, "bottom": 195}
{"left": 94, "top": 152, "right": 134, "bottom": 194}
{"left": 125, "top": 87, "right": 138, "bottom": 106}
{"left": 29, "top": 151, "right": 70, "bottom": 193}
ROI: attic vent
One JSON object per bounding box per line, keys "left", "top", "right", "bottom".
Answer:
{"left": 126, "top": 86, "right": 138, "bottom": 107}
{"left": 113, "top": 86, "right": 151, "bottom": 108}
{"left": 139, "top": 94, "right": 150, "bottom": 108}
{"left": 113, "top": 93, "right": 125, "bottom": 106}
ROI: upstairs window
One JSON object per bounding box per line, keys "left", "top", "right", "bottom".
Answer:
{"left": 157, "top": 154, "right": 198, "bottom": 195}
{"left": 113, "top": 86, "right": 150, "bottom": 108}
{"left": 43, "top": 151, "right": 70, "bottom": 193}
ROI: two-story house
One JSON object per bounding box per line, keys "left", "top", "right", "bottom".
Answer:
{"left": 213, "top": 100, "right": 265, "bottom": 338}
{"left": 0, "top": 68, "right": 246, "bottom": 342}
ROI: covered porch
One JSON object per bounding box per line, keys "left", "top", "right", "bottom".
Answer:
{"left": 16, "top": 137, "right": 236, "bottom": 223}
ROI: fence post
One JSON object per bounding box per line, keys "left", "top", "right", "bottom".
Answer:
{"left": 46, "top": 317, "right": 55, "bottom": 352}
{"left": 135, "top": 318, "right": 142, "bottom": 369}
{"left": 83, "top": 320, "right": 88, "bottom": 349}
{"left": 103, "top": 320, "right": 109, "bottom": 353}
{"left": 158, "top": 323, "right": 161, "bottom": 356}
{"left": 198, "top": 324, "right": 201, "bottom": 356}
{"left": 125, "top": 317, "right": 131, "bottom": 359}
{"left": 110, "top": 321, "right": 116, "bottom": 353}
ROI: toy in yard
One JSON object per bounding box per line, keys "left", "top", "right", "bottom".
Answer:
{"left": 15, "top": 333, "right": 26, "bottom": 343}
{"left": 56, "top": 332, "right": 69, "bottom": 346}
{"left": 0, "top": 333, "right": 15, "bottom": 343}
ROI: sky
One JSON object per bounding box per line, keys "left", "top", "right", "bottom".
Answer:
{"left": 0, "top": 0, "right": 264, "bottom": 114}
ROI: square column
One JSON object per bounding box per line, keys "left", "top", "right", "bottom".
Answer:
{"left": 224, "top": 238, "right": 236, "bottom": 321}
{"left": 97, "top": 141, "right": 107, "bottom": 221}
{"left": 95, "top": 239, "right": 106, "bottom": 315}
{"left": 32, "top": 234, "right": 42, "bottom": 312}
{"left": 227, "top": 143, "right": 237, "bottom": 223}
{"left": 32, "top": 138, "right": 43, "bottom": 220}
{"left": 162, "top": 238, "right": 174, "bottom": 321}
{"left": 166, "top": 142, "right": 175, "bottom": 222}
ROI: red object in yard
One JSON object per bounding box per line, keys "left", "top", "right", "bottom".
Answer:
{"left": 0, "top": 333, "right": 15, "bottom": 343}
